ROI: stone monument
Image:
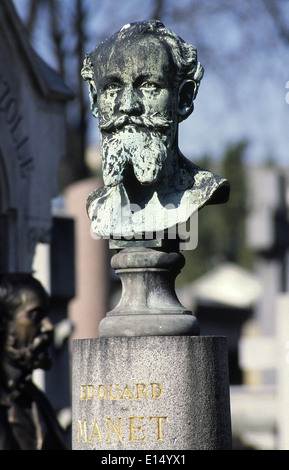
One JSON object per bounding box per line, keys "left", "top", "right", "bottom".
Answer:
{"left": 0, "top": 0, "right": 74, "bottom": 274}
{"left": 72, "top": 20, "right": 232, "bottom": 450}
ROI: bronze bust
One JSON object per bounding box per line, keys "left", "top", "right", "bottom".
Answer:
{"left": 0, "top": 273, "right": 67, "bottom": 450}
{"left": 82, "top": 20, "right": 229, "bottom": 240}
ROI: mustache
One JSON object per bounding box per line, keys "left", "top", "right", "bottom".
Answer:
{"left": 99, "top": 114, "right": 172, "bottom": 132}
{"left": 31, "top": 332, "right": 53, "bottom": 352}
{"left": 5, "top": 331, "right": 53, "bottom": 373}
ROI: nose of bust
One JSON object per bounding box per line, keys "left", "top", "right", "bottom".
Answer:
{"left": 41, "top": 317, "right": 54, "bottom": 334}
{"left": 119, "top": 86, "right": 142, "bottom": 115}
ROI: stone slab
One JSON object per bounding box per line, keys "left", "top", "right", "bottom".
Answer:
{"left": 72, "top": 335, "right": 232, "bottom": 450}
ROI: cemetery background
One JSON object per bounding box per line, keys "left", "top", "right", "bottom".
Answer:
{"left": 4, "top": 0, "right": 289, "bottom": 449}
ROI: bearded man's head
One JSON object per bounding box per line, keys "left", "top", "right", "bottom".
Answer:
{"left": 0, "top": 274, "right": 53, "bottom": 382}
{"left": 81, "top": 20, "right": 204, "bottom": 188}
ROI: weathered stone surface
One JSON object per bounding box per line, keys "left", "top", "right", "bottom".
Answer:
{"left": 72, "top": 335, "right": 232, "bottom": 450}
{"left": 82, "top": 21, "right": 229, "bottom": 241}
{"left": 98, "top": 246, "right": 200, "bottom": 337}
{"left": 86, "top": 164, "right": 229, "bottom": 239}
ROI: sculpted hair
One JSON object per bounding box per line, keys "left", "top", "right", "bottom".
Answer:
{"left": 0, "top": 273, "right": 49, "bottom": 322}
{"left": 81, "top": 20, "right": 204, "bottom": 118}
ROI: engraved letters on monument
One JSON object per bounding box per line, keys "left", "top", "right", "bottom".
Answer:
{"left": 73, "top": 336, "right": 232, "bottom": 450}
{"left": 73, "top": 21, "right": 232, "bottom": 450}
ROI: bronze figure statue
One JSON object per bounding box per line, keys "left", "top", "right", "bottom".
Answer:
{"left": 0, "top": 273, "right": 67, "bottom": 450}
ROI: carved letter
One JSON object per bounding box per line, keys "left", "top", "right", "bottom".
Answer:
{"left": 87, "top": 384, "right": 95, "bottom": 400}
{"left": 15, "top": 136, "right": 29, "bottom": 153}
{"left": 4, "top": 98, "right": 18, "bottom": 125}
{"left": 89, "top": 419, "right": 103, "bottom": 442}
{"left": 151, "top": 383, "right": 163, "bottom": 399}
{"left": 120, "top": 384, "right": 134, "bottom": 400}
{"left": 109, "top": 384, "right": 120, "bottom": 400}
{"left": 128, "top": 417, "right": 146, "bottom": 442}
{"left": 10, "top": 114, "right": 23, "bottom": 142}
{"left": 107, "top": 418, "right": 122, "bottom": 442}
{"left": 97, "top": 385, "right": 107, "bottom": 399}
{"left": 0, "top": 78, "right": 10, "bottom": 108}
{"left": 80, "top": 385, "right": 86, "bottom": 400}
{"left": 149, "top": 416, "right": 168, "bottom": 441}
{"left": 77, "top": 419, "right": 88, "bottom": 443}
{"left": 136, "top": 383, "right": 148, "bottom": 399}
{"left": 20, "top": 158, "right": 35, "bottom": 179}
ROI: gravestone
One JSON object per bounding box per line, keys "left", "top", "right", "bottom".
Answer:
{"left": 73, "top": 335, "right": 231, "bottom": 450}
{"left": 72, "top": 21, "right": 232, "bottom": 451}
{"left": 0, "top": 0, "right": 74, "bottom": 273}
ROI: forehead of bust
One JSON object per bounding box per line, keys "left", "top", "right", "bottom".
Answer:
{"left": 91, "top": 29, "right": 175, "bottom": 85}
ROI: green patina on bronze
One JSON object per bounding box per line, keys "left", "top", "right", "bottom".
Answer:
{"left": 82, "top": 20, "right": 230, "bottom": 239}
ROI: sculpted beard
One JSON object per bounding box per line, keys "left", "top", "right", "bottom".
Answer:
{"left": 99, "top": 115, "right": 173, "bottom": 187}
{"left": 5, "top": 330, "right": 53, "bottom": 374}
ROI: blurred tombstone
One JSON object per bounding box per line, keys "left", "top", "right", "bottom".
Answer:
{"left": 64, "top": 178, "right": 109, "bottom": 342}
{"left": 236, "top": 167, "right": 289, "bottom": 447}
{"left": 188, "top": 262, "right": 262, "bottom": 384}
{"left": 246, "top": 167, "right": 289, "bottom": 336}
{"left": 0, "top": 0, "right": 74, "bottom": 274}
{"left": 246, "top": 167, "right": 280, "bottom": 253}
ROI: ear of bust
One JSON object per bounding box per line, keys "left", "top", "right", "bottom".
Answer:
{"left": 89, "top": 85, "right": 99, "bottom": 118}
{"left": 177, "top": 79, "right": 196, "bottom": 122}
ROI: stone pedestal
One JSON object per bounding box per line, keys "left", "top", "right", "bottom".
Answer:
{"left": 72, "top": 335, "right": 232, "bottom": 450}
{"left": 98, "top": 245, "right": 200, "bottom": 337}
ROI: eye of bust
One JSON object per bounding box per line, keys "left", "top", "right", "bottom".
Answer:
{"left": 139, "top": 81, "right": 160, "bottom": 91}
{"left": 28, "top": 307, "right": 46, "bottom": 323}
{"left": 104, "top": 82, "right": 122, "bottom": 92}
